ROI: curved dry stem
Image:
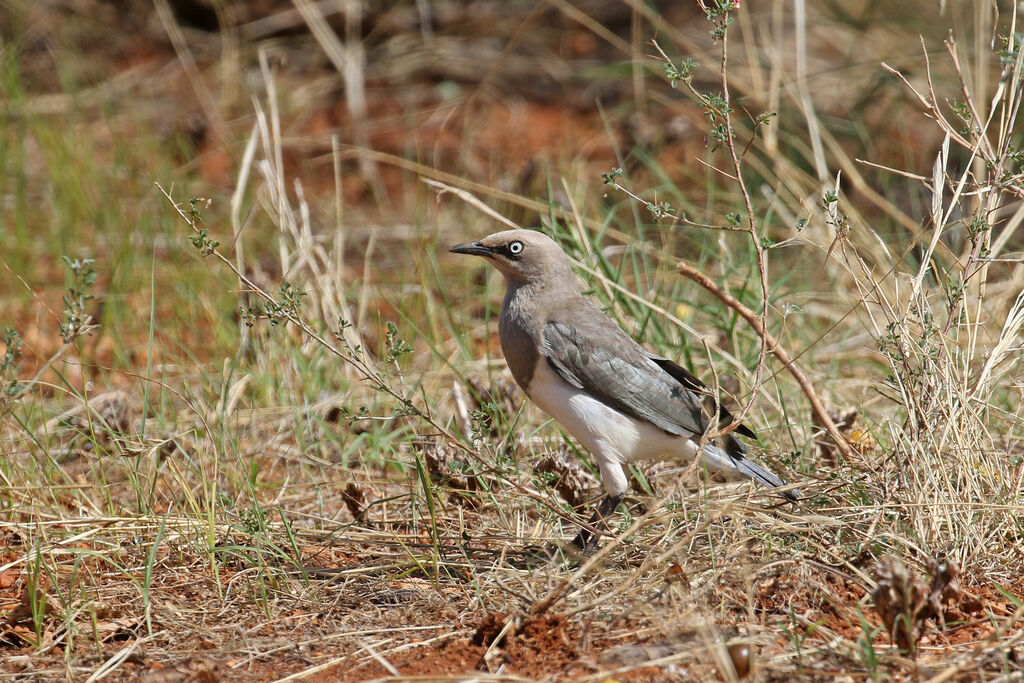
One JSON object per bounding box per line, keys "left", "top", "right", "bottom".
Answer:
{"left": 676, "top": 260, "right": 856, "bottom": 464}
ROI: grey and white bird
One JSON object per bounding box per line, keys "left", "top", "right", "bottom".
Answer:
{"left": 450, "top": 229, "right": 798, "bottom": 552}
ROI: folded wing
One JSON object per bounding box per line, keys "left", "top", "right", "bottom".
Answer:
{"left": 541, "top": 316, "right": 751, "bottom": 442}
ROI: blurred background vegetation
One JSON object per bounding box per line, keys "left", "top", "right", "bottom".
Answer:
{"left": 1, "top": 0, "right": 1004, "bottom": 382}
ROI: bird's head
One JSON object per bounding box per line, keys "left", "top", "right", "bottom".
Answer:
{"left": 449, "top": 229, "right": 575, "bottom": 286}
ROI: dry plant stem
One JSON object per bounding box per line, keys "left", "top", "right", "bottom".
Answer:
{"left": 529, "top": 500, "right": 655, "bottom": 616}
{"left": 10, "top": 318, "right": 90, "bottom": 397}
{"left": 941, "top": 37, "right": 1000, "bottom": 335}
{"left": 152, "top": 0, "right": 226, "bottom": 147}
{"left": 677, "top": 261, "right": 856, "bottom": 463}
{"left": 924, "top": 598, "right": 1024, "bottom": 683}
{"left": 155, "top": 184, "right": 600, "bottom": 537}
{"left": 881, "top": 42, "right": 972, "bottom": 154}
{"left": 0, "top": 265, "right": 96, "bottom": 408}
{"left": 530, "top": 473, "right": 783, "bottom": 620}
{"left": 292, "top": 0, "right": 381, "bottom": 195}
{"left": 714, "top": 26, "right": 771, "bottom": 434}
{"left": 883, "top": 31, "right": 1024, "bottom": 341}
{"left": 947, "top": 35, "right": 997, "bottom": 162}
{"left": 653, "top": 27, "right": 770, "bottom": 436}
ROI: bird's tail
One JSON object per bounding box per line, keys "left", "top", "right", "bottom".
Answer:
{"left": 699, "top": 442, "right": 800, "bottom": 501}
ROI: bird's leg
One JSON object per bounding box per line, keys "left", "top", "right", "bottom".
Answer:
{"left": 569, "top": 493, "right": 623, "bottom": 554}
{"left": 517, "top": 495, "right": 622, "bottom": 568}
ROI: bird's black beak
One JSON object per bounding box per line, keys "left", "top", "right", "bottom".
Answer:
{"left": 449, "top": 241, "right": 493, "bottom": 257}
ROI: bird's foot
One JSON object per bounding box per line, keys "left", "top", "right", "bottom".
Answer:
{"left": 568, "top": 531, "right": 601, "bottom": 557}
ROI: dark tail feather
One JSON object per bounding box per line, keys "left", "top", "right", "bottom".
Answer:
{"left": 732, "top": 457, "right": 800, "bottom": 501}
{"left": 704, "top": 440, "right": 800, "bottom": 501}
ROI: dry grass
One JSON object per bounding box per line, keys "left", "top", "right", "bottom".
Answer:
{"left": 2, "top": 1, "right": 1024, "bottom": 680}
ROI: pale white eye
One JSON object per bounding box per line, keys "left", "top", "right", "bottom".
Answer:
{"left": 508, "top": 241, "right": 523, "bottom": 255}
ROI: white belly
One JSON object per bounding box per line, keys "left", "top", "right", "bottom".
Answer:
{"left": 525, "top": 360, "right": 700, "bottom": 468}
{"left": 521, "top": 361, "right": 779, "bottom": 499}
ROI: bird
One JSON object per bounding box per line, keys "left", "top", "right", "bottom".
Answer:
{"left": 450, "top": 229, "right": 799, "bottom": 553}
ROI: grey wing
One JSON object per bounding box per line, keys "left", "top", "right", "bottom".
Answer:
{"left": 649, "top": 356, "right": 757, "bottom": 441}
{"left": 542, "top": 319, "right": 711, "bottom": 438}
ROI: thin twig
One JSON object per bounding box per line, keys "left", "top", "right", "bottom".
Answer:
{"left": 676, "top": 261, "right": 857, "bottom": 462}
{"left": 155, "top": 183, "right": 598, "bottom": 538}
{"left": 715, "top": 21, "right": 773, "bottom": 438}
